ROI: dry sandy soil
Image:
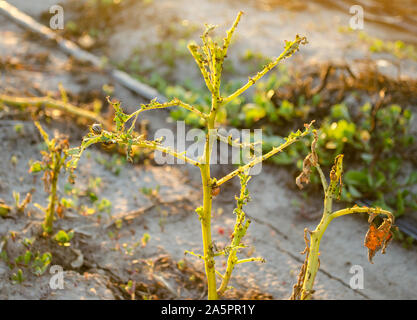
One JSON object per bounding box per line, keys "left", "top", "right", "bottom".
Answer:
{"left": 0, "top": 0, "right": 416, "bottom": 300}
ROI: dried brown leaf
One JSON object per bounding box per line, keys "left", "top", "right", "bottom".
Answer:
{"left": 364, "top": 218, "right": 393, "bottom": 263}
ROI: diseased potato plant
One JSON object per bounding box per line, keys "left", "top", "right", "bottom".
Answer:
{"left": 65, "top": 12, "right": 394, "bottom": 300}
{"left": 30, "top": 121, "right": 70, "bottom": 234}
{"left": 67, "top": 12, "right": 309, "bottom": 299}
{"left": 291, "top": 131, "right": 395, "bottom": 300}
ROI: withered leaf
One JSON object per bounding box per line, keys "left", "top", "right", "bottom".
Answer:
{"left": 295, "top": 130, "right": 318, "bottom": 190}
{"left": 295, "top": 154, "right": 313, "bottom": 189}
{"left": 364, "top": 219, "right": 393, "bottom": 264}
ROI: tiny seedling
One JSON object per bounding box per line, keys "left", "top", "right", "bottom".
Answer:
{"left": 97, "top": 198, "right": 112, "bottom": 214}
{"left": 31, "top": 252, "right": 52, "bottom": 276}
{"left": 140, "top": 185, "right": 160, "bottom": 198}
{"left": 10, "top": 155, "right": 18, "bottom": 166}
{"left": 21, "top": 237, "right": 35, "bottom": 248}
{"left": 10, "top": 248, "right": 52, "bottom": 284}
{"left": 14, "top": 250, "right": 32, "bottom": 267}
{"left": 30, "top": 121, "right": 70, "bottom": 234}
{"left": 0, "top": 193, "right": 31, "bottom": 218}
{"left": 68, "top": 12, "right": 309, "bottom": 299}
{"left": 290, "top": 131, "right": 394, "bottom": 300}
{"left": 141, "top": 233, "right": 151, "bottom": 248}
{"left": 54, "top": 230, "right": 74, "bottom": 247}
{"left": 14, "top": 123, "right": 24, "bottom": 135}
{"left": 11, "top": 269, "right": 24, "bottom": 284}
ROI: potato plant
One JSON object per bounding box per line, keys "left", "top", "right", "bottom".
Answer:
{"left": 66, "top": 12, "right": 394, "bottom": 300}
{"left": 30, "top": 121, "right": 70, "bottom": 234}
{"left": 291, "top": 131, "right": 395, "bottom": 300}
{"left": 67, "top": 12, "right": 310, "bottom": 299}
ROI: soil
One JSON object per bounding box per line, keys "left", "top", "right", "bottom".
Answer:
{"left": 0, "top": 1, "right": 416, "bottom": 300}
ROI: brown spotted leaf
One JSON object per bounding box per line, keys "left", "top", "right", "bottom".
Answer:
{"left": 364, "top": 219, "right": 393, "bottom": 264}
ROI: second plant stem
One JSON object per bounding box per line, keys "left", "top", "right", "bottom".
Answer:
{"left": 300, "top": 190, "right": 394, "bottom": 300}
{"left": 300, "top": 202, "right": 332, "bottom": 300}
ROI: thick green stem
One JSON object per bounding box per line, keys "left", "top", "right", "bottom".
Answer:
{"left": 300, "top": 197, "right": 394, "bottom": 299}
{"left": 300, "top": 177, "right": 334, "bottom": 300}
{"left": 199, "top": 96, "right": 219, "bottom": 300}
{"left": 300, "top": 212, "right": 332, "bottom": 300}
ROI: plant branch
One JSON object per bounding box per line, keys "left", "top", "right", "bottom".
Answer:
{"left": 221, "top": 35, "right": 307, "bottom": 106}
{"left": 236, "top": 257, "right": 265, "bottom": 264}
{"left": 330, "top": 206, "right": 394, "bottom": 222}
{"left": 215, "top": 131, "right": 261, "bottom": 153}
{"left": 0, "top": 94, "right": 104, "bottom": 123}
{"left": 126, "top": 98, "right": 208, "bottom": 124}
{"left": 215, "top": 121, "right": 314, "bottom": 187}
{"left": 185, "top": 250, "right": 205, "bottom": 260}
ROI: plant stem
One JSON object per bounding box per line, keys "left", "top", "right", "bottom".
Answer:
{"left": 215, "top": 123, "right": 314, "bottom": 187}
{"left": 199, "top": 97, "right": 219, "bottom": 300}
{"left": 300, "top": 213, "right": 330, "bottom": 300}
{"left": 300, "top": 201, "right": 394, "bottom": 299}
{"left": 331, "top": 207, "right": 394, "bottom": 221}
{"left": 217, "top": 218, "right": 251, "bottom": 296}
{"left": 221, "top": 35, "right": 306, "bottom": 106}
{"left": 217, "top": 247, "right": 237, "bottom": 296}
{"left": 43, "top": 153, "right": 60, "bottom": 234}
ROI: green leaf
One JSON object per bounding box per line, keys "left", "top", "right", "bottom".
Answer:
{"left": 406, "top": 171, "right": 417, "bottom": 185}
{"left": 374, "top": 171, "right": 386, "bottom": 188}
{"left": 54, "top": 230, "right": 74, "bottom": 246}
{"left": 22, "top": 237, "right": 35, "bottom": 248}
{"left": 97, "top": 198, "right": 112, "bottom": 213}
{"left": 396, "top": 190, "right": 405, "bottom": 216}
{"left": 29, "top": 161, "right": 44, "bottom": 173}
{"left": 0, "top": 204, "right": 11, "bottom": 217}
{"left": 12, "top": 269, "right": 24, "bottom": 284}
{"left": 331, "top": 103, "right": 351, "bottom": 120}
{"left": 243, "top": 103, "right": 266, "bottom": 125}
{"left": 360, "top": 153, "right": 373, "bottom": 164}
{"left": 347, "top": 184, "right": 362, "bottom": 198}
{"left": 344, "top": 170, "right": 368, "bottom": 187}
{"left": 32, "top": 252, "right": 52, "bottom": 276}
{"left": 312, "top": 94, "right": 321, "bottom": 107}
{"left": 141, "top": 233, "right": 151, "bottom": 247}
{"left": 111, "top": 100, "right": 130, "bottom": 132}
{"left": 277, "top": 100, "right": 295, "bottom": 121}
{"left": 270, "top": 152, "right": 294, "bottom": 165}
